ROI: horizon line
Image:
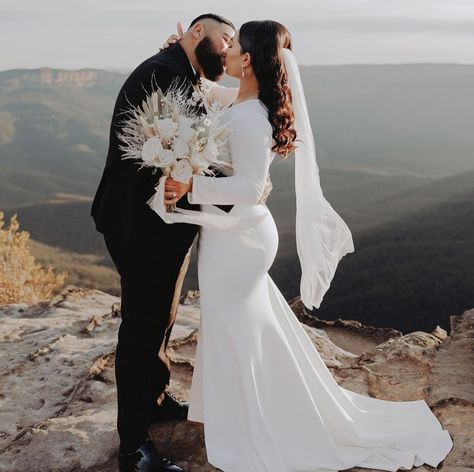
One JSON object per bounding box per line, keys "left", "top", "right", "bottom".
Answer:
{"left": 1, "top": 61, "right": 474, "bottom": 74}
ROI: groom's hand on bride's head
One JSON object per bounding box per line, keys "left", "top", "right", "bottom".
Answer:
{"left": 159, "top": 22, "right": 184, "bottom": 51}
{"left": 164, "top": 176, "right": 193, "bottom": 204}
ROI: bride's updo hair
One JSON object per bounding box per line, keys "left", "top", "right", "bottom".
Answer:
{"left": 239, "top": 20, "right": 297, "bottom": 158}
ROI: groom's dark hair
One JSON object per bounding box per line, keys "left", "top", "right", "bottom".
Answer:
{"left": 188, "top": 13, "right": 235, "bottom": 31}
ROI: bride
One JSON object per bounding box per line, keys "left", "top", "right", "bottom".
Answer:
{"left": 157, "top": 20, "right": 453, "bottom": 472}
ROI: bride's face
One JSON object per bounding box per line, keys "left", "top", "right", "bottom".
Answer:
{"left": 224, "top": 30, "right": 248, "bottom": 79}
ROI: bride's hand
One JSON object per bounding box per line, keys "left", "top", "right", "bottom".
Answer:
{"left": 165, "top": 176, "right": 193, "bottom": 204}
{"left": 159, "top": 22, "right": 184, "bottom": 51}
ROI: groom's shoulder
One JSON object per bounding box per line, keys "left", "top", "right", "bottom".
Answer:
{"left": 127, "top": 47, "right": 185, "bottom": 84}
{"left": 135, "top": 50, "right": 177, "bottom": 73}
{"left": 113, "top": 45, "right": 191, "bottom": 107}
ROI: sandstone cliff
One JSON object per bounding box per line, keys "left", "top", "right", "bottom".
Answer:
{"left": 0, "top": 68, "right": 123, "bottom": 91}
{"left": 0, "top": 286, "right": 472, "bottom": 471}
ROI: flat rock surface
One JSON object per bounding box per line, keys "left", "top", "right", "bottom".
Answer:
{"left": 0, "top": 286, "right": 471, "bottom": 471}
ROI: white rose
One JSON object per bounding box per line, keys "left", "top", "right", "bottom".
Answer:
{"left": 141, "top": 136, "right": 164, "bottom": 164}
{"left": 177, "top": 115, "right": 194, "bottom": 128}
{"left": 154, "top": 148, "right": 175, "bottom": 168}
{"left": 171, "top": 158, "right": 193, "bottom": 183}
{"left": 153, "top": 117, "right": 178, "bottom": 140}
{"left": 178, "top": 124, "right": 195, "bottom": 144}
{"left": 172, "top": 137, "right": 189, "bottom": 158}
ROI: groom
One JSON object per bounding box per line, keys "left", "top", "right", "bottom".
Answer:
{"left": 91, "top": 14, "right": 235, "bottom": 472}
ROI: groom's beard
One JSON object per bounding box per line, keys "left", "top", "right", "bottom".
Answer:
{"left": 195, "top": 36, "right": 225, "bottom": 82}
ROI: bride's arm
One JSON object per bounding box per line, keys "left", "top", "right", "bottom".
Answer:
{"left": 188, "top": 107, "right": 273, "bottom": 205}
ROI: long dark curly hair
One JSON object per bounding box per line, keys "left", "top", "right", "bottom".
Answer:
{"left": 239, "top": 20, "right": 297, "bottom": 158}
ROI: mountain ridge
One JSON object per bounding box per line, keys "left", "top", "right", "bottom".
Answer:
{"left": 1, "top": 64, "right": 472, "bottom": 333}
{"left": 0, "top": 67, "right": 124, "bottom": 90}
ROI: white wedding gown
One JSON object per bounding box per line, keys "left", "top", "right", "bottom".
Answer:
{"left": 170, "top": 100, "right": 453, "bottom": 471}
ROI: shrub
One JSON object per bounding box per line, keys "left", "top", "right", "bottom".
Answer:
{"left": 0, "top": 211, "right": 66, "bottom": 304}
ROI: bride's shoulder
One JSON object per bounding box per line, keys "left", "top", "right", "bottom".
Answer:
{"left": 227, "top": 100, "right": 272, "bottom": 134}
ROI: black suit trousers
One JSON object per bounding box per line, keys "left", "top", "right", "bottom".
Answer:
{"left": 103, "top": 231, "right": 195, "bottom": 452}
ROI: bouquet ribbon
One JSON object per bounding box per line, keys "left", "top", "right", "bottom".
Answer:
{"left": 147, "top": 175, "right": 268, "bottom": 231}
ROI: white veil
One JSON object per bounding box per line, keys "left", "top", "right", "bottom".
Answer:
{"left": 281, "top": 48, "right": 355, "bottom": 310}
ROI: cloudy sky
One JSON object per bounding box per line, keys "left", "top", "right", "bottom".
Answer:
{"left": 1, "top": 0, "right": 473, "bottom": 70}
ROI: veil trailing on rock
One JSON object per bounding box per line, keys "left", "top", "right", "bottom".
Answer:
{"left": 281, "top": 48, "right": 355, "bottom": 310}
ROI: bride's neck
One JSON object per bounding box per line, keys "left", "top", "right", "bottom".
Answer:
{"left": 235, "top": 76, "right": 259, "bottom": 103}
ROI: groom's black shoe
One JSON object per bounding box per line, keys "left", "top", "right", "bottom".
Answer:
{"left": 151, "top": 391, "right": 189, "bottom": 422}
{"left": 118, "top": 438, "right": 185, "bottom": 472}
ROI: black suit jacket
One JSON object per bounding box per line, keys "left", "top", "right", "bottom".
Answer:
{"left": 91, "top": 43, "right": 232, "bottom": 260}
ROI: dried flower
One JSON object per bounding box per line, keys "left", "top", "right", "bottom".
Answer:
{"left": 172, "top": 137, "right": 189, "bottom": 159}
{"left": 189, "top": 150, "right": 211, "bottom": 169}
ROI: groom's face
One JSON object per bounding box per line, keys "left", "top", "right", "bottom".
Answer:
{"left": 194, "top": 23, "right": 235, "bottom": 81}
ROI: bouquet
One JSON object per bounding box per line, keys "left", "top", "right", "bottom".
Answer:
{"left": 117, "top": 77, "right": 232, "bottom": 211}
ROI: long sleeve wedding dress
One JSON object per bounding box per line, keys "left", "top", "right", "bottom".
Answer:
{"left": 158, "top": 98, "right": 453, "bottom": 472}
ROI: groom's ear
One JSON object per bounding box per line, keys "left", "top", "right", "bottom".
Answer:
{"left": 191, "top": 22, "right": 204, "bottom": 40}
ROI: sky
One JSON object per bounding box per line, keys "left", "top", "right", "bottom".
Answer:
{"left": 1, "top": 0, "right": 474, "bottom": 71}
